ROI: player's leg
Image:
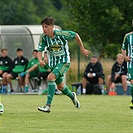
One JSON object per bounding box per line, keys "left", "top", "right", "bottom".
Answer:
{"left": 57, "top": 80, "right": 80, "bottom": 109}
{"left": 38, "top": 72, "right": 56, "bottom": 113}
{"left": 121, "top": 75, "right": 127, "bottom": 92}
{"left": 82, "top": 77, "right": 88, "bottom": 95}
{"left": 6, "top": 73, "right": 15, "bottom": 92}
{"left": 106, "top": 75, "right": 112, "bottom": 92}
{"left": 2, "top": 72, "right": 8, "bottom": 84}
{"left": 24, "top": 73, "right": 30, "bottom": 92}
{"left": 128, "top": 67, "right": 133, "bottom": 109}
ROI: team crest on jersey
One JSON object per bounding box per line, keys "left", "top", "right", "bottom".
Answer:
{"left": 50, "top": 44, "right": 61, "bottom": 51}
{"left": 15, "top": 60, "right": 18, "bottom": 64}
{"left": 48, "top": 44, "right": 65, "bottom": 56}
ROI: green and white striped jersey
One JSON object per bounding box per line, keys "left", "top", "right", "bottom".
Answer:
{"left": 38, "top": 30, "right": 76, "bottom": 67}
{"left": 122, "top": 31, "right": 133, "bottom": 69}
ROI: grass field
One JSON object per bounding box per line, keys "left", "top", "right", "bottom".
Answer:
{"left": 0, "top": 94, "right": 133, "bottom": 133}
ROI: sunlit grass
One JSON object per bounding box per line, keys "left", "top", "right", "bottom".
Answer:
{"left": 0, "top": 94, "right": 133, "bottom": 133}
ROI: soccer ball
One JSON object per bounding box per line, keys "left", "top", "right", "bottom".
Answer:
{"left": 0, "top": 103, "right": 4, "bottom": 115}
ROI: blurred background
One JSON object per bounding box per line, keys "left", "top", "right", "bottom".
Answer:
{"left": 0, "top": 0, "right": 133, "bottom": 86}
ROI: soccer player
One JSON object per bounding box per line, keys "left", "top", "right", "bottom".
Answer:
{"left": 0, "top": 48, "right": 13, "bottom": 91}
{"left": 37, "top": 17, "right": 91, "bottom": 113}
{"left": 121, "top": 29, "right": 133, "bottom": 109}
{"left": 6, "top": 48, "right": 28, "bottom": 92}
{"left": 19, "top": 49, "right": 39, "bottom": 92}
{"left": 107, "top": 54, "right": 127, "bottom": 94}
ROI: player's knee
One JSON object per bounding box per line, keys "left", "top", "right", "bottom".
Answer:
{"left": 57, "top": 83, "right": 64, "bottom": 90}
{"left": 121, "top": 75, "right": 127, "bottom": 80}
{"left": 47, "top": 73, "right": 56, "bottom": 81}
{"left": 107, "top": 75, "right": 111, "bottom": 80}
{"left": 98, "top": 78, "right": 103, "bottom": 84}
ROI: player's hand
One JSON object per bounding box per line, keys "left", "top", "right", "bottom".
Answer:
{"left": 124, "top": 56, "right": 131, "bottom": 62}
{"left": 39, "top": 60, "right": 45, "bottom": 67}
{"left": 81, "top": 48, "right": 91, "bottom": 57}
{"left": 115, "top": 74, "right": 120, "bottom": 79}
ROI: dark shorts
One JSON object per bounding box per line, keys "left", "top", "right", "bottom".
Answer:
{"left": 38, "top": 72, "right": 50, "bottom": 79}
{"left": 85, "top": 75, "right": 104, "bottom": 85}
{"left": 0, "top": 74, "right": 2, "bottom": 78}
{"left": 10, "top": 72, "right": 18, "bottom": 79}
{"left": 114, "top": 76, "right": 122, "bottom": 83}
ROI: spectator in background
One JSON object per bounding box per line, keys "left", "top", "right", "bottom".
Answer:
{"left": 6, "top": 48, "right": 28, "bottom": 92}
{"left": 82, "top": 55, "right": 105, "bottom": 95}
{"left": 0, "top": 48, "right": 13, "bottom": 91}
{"left": 19, "top": 49, "right": 39, "bottom": 92}
{"left": 106, "top": 54, "right": 127, "bottom": 94}
{"left": 19, "top": 51, "right": 50, "bottom": 93}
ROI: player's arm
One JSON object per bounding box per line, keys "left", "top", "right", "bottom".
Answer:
{"left": 38, "top": 52, "right": 45, "bottom": 66}
{"left": 38, "top": 34, "right": 46, "bottom": 66}
{"left": 121, "top": 34, "right": 131, "bottom": 62}
{"left": 121, "top": 49, "right": 131, "bottom": 62}
{"left": 75, "top": 33, "right": 91, "bottom": 57}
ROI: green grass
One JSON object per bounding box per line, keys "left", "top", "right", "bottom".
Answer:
{"left": 0, "top": 94, "right": 133, "bottom": 133}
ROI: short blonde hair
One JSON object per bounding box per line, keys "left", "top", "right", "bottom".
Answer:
{"left": 116, "top": 53, "right": 124, "bottom": 58}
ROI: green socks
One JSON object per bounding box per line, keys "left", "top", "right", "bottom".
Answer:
{"left": 24, "top": 85, "right": 29, "bottom": 92}
{"left": 41, "top": 89, "right": 48, "bottom": 95}
{"left": 130, "top": 84, "right": 133, "bottom": 101}
{"left": 46, "top": 81, "right": 56, "bottom": 106}
{"left": 62, "top": 85, "right": 74, "bottom": 100}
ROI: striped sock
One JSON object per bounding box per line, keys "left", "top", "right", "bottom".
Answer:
{"left": 46, "top": 81, "right": 56, "bottom": 106}
{"left": 61, "top": 85, "right": 74, "bottom": 100}
{"left": 130, "top": 84, "right": 133, "bottom": 102}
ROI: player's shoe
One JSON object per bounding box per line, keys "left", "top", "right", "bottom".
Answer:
{"left": 130, "top": 101, "right": 133, "bottom": 110}
{"left": 72, "top": 92, "right": 80, "bottom": 109}
{"left": 38, "top": 105, "right": 51, "bottom": 113}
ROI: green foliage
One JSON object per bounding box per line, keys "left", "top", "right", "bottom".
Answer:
{"left": 105, "top": 43, "right": 121, "bottom": 59}
{"left": 62, "top": 0, "right": 133, "bottom": 58}
{"left": 0, "top": 0, "right": 40, "bottom": 24}
{"left": 1, "top": 0, "right": 133, "bottom": 58}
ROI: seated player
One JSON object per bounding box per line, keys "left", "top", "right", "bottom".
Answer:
{"left": 19, "top": 51, "right": 50, "bottom": 93}
{"left": 107, "top": 53, "right": 127, "bottom": 94}
{"left": 82, "top": 55, "right": 105, "bottom": 95}
{"left": 19, "top": 49, "right": 39, "bottom": 92}
{"left": 6, "top": 48, "right": 28, "bottom": 92}
{"left": 0, "top": 48, "right": 13, "bottom": 92}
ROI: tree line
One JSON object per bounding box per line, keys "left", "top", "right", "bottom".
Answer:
{"left": 1, "top": 0, "right": 133, "bottom": 59}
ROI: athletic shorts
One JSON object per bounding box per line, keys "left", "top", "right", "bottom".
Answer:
{"left": 114, "top": 76, "right": 122, "bottom": 83}
{"left": 84, "top": 74, "right": 104, "bottom": 85}
{"left": 10, "top": 72, "right": 19, "bottom": 79}
{"left": 51, "top": 63, "right": 70, "bottom": 84}
{"left": 127, "top": 68, "right": 133, "bottom": 80}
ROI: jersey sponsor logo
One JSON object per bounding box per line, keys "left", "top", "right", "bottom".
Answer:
{"left": 21, "top": 60, "right": 24, "bottom": 63}
{"left": 50, "top": 44, "right": 61, "bottom": 51}
{"left": 5, "top": 61, "right": 8, "bottom": 64}
{"left": 0, "top": 61, "right": 2, "bottom": 65}
{"left": 48, "top": 44, "right": 65, "bottom": 56}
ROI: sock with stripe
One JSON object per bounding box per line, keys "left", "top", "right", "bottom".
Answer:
{"left": 130, "top": 84, "right": 133, "bottom": 102}
{"left": 61, "top": 85, "right": 74, "bottom": 100}
{"left": 46, "top": 81, "right": 56, "bottom": 106}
